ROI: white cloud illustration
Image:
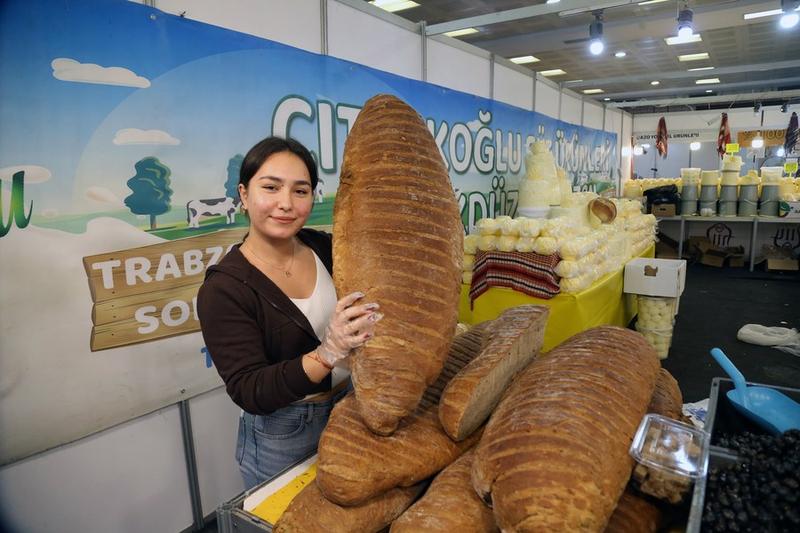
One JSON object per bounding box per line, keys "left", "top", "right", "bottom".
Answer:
{"left": 0, "top": 165, "right": 52, "bottom": 183}
{"left": 85, "top": 186, "right": 123, "bottom": 206}
{"left": 113, "top": 128, "right": 180, "bottom": 146}
{"left": 51, "top": 58, "right": 150, "bottom": 88}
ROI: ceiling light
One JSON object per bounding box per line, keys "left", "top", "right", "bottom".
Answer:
{"left": 615, "top": 51, "right": 627, "bottom": 58}
{"left": 510, "top": 55, "right": 540, "bottom": 64}
{"left": 369, "top": 0, "right": 419, "bottom": 12}
{"left": 638, "top": 0, "right": 669, "bottom": 5}
{"left": 679, "top": 52, "right": 710, "bottom": 61}
{"left": 705, "top": 89, "right": 713, "bottom": 93}
{"left": 743, "top": 9, "right": 784, "bottom": 20}
{"left": 690, "top": 141, "right": 702, "bottom": 151}
{"left": 583, "top": 89, "right": 604, "bottom": 94}
{"left": 665, "top": 33, "right": 702, "bottom": 45}
{"left": 604, "top": 97, "right": 611, "bottom": 101}
{"left": 444, "top": 27, "right": 479, "bottom": 37}
{"left": 676, "top": 4, "right": 694, "bottom": 39}
{"left": 782, "top": 103, "right": 790, "bottom": 112}
{"left": 651, "top": 80, "right": 660, "bottom": 85}
{"left": 777, "top": 146, "right": 786, "bottom": 157}
{"left": 546, "top": 0, "right": 561, "bottom": 3}
{"left": 589, "top": 12, "right": 605, "bottom": 56}
{"left": 696, "top": 78, "right": 720, "bottom": 84}
{"left": 633, "top": 145, "right": 644, "bottom": 156}
{"left": 688, "top": 66, "right": 715, "bottom": 71}
{"left": 751, "top": 134, "right": 764, "bottom": 149}
{"left": 540, "top": 69, "right": 566, "bottom": 76}
{"left": 780, "top": 1, "right": 800, "bottom": 29}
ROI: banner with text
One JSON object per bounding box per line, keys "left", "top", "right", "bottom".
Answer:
{"left": 0, "top": 0, "right": 616, "bottom": 464}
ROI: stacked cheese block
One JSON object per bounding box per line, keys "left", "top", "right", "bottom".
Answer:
{"left": 635, "top": 296, "right": 676, "bottom": 359}
{"left": 517, "top": 140, "right": 561, "bottom": 217}
{"left": 462, "top": 198, "right": 655, "bottom": 295}
{"left": 636, "top": 177, "right": 681, "bottom": 193}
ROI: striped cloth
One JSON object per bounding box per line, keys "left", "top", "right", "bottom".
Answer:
{"left": 469, "top": 250, "right": 561, "bottom": 308}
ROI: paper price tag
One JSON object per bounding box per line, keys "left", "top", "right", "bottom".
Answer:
{"left": 785, "top": 162, "right": 798, "bottom": 175}
{"left": 725, "top": 143, "right": 739, "bottom": 154}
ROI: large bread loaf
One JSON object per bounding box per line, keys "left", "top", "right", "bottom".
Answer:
{"left": 472, "top": 326, "right": 660, "bottom": 532}
{"left": 317, "top": 326, "right": 488, "bottom": 505}
{"left": 604, "top": 489, "right": 661, "bottom": 533}
{"left": 439, "top": 305, "right": 549, "bottom": 441}
{"left": 333, "top": 93, "right": 463, "bottom": 436}
{"left": 647, "top": 368, "right": 682, "bottom": 419}
{"left": 390, "top": 449, "right": 498, "bottom": 533}
{"left": 273, "top": 478, "right": 423, "bottom": 533}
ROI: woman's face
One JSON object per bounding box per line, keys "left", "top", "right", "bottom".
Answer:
{"left": 239, "top": 151, "right": 314, "bottom": 241}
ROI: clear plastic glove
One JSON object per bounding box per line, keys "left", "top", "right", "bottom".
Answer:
{"left": 316, "top": 291, "right": 382, "bottom": 367}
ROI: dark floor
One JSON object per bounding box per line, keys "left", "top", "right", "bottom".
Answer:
{"left": 663, "top": 263, "right": 800, "bottom": 402}
{"left": 195, "top": 262, "right": 800, "bottom": 532}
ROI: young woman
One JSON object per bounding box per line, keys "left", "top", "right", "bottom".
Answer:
{"left": 197, "top": 136, "right": 380, "bottom": 489}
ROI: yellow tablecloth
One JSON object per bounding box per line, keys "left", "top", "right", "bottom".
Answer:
{"left": 458, "top": 243, "right": 655, "bottom": 352}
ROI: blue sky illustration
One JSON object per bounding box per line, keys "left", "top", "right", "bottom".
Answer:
{"left": 0, "top": 0, "right": 616, "bottom": 220}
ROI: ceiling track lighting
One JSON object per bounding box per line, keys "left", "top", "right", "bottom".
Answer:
{"left": 589, "top": 11, "right": 605, "bottom": 56}
{"left": 781, "top": 102, "right": 790, "bottom": 113}
{"left": 676, "top": 2, "right": 694, "bottom": 39}
{"left": 754, "top": 102, "right": 762, "bottom": 113}
{"left": 780, "top": 0, "right": 800, "bottom": 29}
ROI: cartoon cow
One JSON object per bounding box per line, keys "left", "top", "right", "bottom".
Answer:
{"left": 186, "top": 197, "right": 238, "bottom": 229}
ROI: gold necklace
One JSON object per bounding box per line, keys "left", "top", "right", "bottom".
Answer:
{"left": 245, "top": 239, "right": 296, "bottom": 277}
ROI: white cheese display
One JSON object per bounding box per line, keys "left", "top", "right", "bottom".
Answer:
{"left": 461, "top": 198, "right": 657, "bottom": 294}
{"left": 518, "top": 141, "right": 560, "bottom": 214}
{"left": 635, "top": 296, "right": 676, "bottom": 359}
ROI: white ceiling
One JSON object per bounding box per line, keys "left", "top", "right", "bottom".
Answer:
{"left": 379, "top": 0, "right": 800, "bottom": 112}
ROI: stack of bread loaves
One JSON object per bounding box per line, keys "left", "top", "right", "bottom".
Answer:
{"left": 332, "top": 94, "right": 463, "bottom": 436}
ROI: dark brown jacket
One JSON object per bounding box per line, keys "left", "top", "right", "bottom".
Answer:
{"left": 197, "top": 228, "right": 333, "bottom": 414}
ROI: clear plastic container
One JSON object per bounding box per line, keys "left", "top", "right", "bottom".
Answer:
{"left": 630, "top": 414, "right": 709, "bottom": 479}
{"left": 635, "top": 295, "right": 676, "bottom": 359}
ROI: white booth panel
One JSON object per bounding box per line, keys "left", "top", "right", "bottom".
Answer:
{"left": 0, "top": 405, "right": 191, "bottom": 533}
{"left": 153, "top": 0, "right": 322, "bottom": 53}
{"left": 535, "top": 80, "right": 560, "bottom": 119}
{"left": 560, "top": 92, "right": 582, "bottom": 126}
{"left": 191, "top": 387, "right": 246, "bottom": 519}
{"left": 427, "top": 39, "right": 491, "bottom": 98}
{"left": 584, "top": 101, "right": 604, "bottom": 130}
{"left": 327, "top": 0, "right": 421, "bottom": 80}
{"left": 494, "top": 63, "right": 534, "bottom": 111}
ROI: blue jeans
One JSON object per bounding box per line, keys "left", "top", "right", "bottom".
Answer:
{"left": 236, "top": 386, "right": 349, "bottom": 490}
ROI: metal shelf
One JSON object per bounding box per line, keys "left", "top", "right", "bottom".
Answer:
{"left": 656, "top": 215, "right": 800, "bottom": 271}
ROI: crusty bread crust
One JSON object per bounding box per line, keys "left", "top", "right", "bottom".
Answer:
{"left": 333, "top": 94, "right": 463, "bottom": 436}
{"left": 471, "top": 326, "right": 660, "bottom": 532}
{"left": 390, "top": 449, "right": 498, "bottom": 533}
{"left": 274, "top": 478, "right": 423, "bottom": 533}
{"left": 439, "top": 305, "right": 549, "bottom": 441}
{"left": 317, "top": 327, "right": 487, "bottom": 506}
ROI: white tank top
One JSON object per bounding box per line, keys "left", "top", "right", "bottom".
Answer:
{"left": 290, "top": 252, "right": 350, "bottom": 387}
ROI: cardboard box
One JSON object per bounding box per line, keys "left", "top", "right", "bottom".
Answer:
{"left": 624, "top": 258, "right": 687, "bottom": 297}
{"left": 766, "top": 257, "right": 799, "bottom": 271}
{"left": 700, "top": 248, "right": 727, "bottom": 268}
{"left": 779, "top": 201, "right": 800, "bottom": 219}
{"left": 652, "top": 203, "right": 677, "bottom": 217}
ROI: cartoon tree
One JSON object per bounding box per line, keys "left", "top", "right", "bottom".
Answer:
{"left": 225, "top": 154, "right": 243, "bottom": 201}
{"left": 124, "top": 157, "right": 173, "bottom": 230}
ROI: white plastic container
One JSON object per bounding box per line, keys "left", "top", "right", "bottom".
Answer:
{"left": 635, "top": 295, "right": 676, "bottom": 359}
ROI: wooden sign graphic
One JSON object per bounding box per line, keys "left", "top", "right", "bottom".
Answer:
{"left": 82, "top": 228, "right": 246, "bottom": 351}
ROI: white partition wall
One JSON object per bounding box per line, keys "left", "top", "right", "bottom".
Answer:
{"left": 153, "top": 0, "right": 322, "bottom": 53}
{"left": 426, "top": 38, "right": 491, "bottom": 98}
{"left": 560, "top": 92, "right": 582, "bottom": 126}
{"left": 327, "top": 0, "right": 421, "bottom": 80}
{"left": 535, "top": 79, "right": 561, "bottom": 119}
{"left": 494, "top": 62, "right": 534, "bottom": 111}
{"left": 583, "top": 101, "right": 605, "bottom": 130}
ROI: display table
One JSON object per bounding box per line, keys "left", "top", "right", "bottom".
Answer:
{"left": 458, "top": 243, "right": 656, "bottom": 352}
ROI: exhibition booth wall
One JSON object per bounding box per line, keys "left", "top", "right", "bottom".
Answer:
{"left": 0, "top": 1, "right": 632, "bottom": 532}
